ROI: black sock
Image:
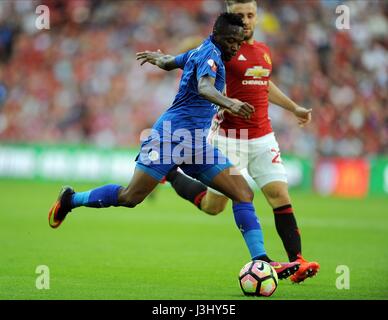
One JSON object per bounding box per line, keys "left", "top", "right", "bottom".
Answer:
{"left": 273, "top": 204, "right": 301, "bottom": 262}
{"left": 166, "top": 169, "right": 207, "bottom": 208}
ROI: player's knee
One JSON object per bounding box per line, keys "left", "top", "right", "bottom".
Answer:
{"left": 125, "top": 199, "right": 141, "bottom": 208}
{"left": 267, "top": 188, "right": 289, "bottom": 202}
{"left": 234, "top": 188, "right": 254, "bottom": 203}
{"left": 118, "top": 188, "right": 145, "bottom": 208}
{"left": 202, "top": 202, "right": 226, "bottom": 215}
{"left": 244, "top": 188, "right": 255, "bottom": 202}
{"left": 206, "top": 207, "right": 224, "bottom": 215}
{"left": 121, "top": 196, "right": 141, "bottom": 208}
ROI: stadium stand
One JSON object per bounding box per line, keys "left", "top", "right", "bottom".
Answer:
{"left": 0, "top": 0, "right": 386, "bottom": 157}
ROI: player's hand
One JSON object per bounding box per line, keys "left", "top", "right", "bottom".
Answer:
{"left": 136, "top": 49, "right": 164, "bottom": 67}
{"left": 293, "top": 106, "right": 312, "bottom": 127}
{"left": 228, "top": 98, "right": 255, "bottom": 119}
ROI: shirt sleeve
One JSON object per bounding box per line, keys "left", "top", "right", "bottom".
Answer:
{"left": 196, "top": 49, "right": 222, "bottom": 81}
{"left": 174, "top": 49, "right": 195, "bottom": 69}
{"left": 263, "top": 44, "right": 273, "bottom": 64}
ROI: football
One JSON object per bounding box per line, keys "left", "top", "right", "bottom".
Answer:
{"left": 238, "top": 260, "right": 278, "bottom": 297}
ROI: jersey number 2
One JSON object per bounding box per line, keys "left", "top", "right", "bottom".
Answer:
{"left": 271, "top": 148, "right": 281, "bottom": 164}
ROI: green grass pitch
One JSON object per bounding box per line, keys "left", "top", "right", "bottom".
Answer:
{"left": 1, "top": 180, "right": 387, "bottom": 300}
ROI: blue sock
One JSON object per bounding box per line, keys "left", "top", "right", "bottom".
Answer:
{"left": 71, "top": 184, "right": 122, "bottom": 208}
{"left": 232, "top": 202, "right": 266, "bottom": 260}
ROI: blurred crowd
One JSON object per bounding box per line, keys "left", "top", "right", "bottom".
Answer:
{"left": 0, "top": 0, "right": 387, "bottom": 157}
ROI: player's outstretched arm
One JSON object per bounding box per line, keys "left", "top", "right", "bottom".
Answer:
{"left": 136, "top": 50, "right": 179, "bottom": 71}
{"left": 198, "top": 75, "right": 254, "bottom": 119}
{"left": 268, "top": 80, "right": 312, "bottom": 127}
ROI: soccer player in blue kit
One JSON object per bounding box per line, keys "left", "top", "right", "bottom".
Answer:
{"left": 48, "top": 13, "right": 299, "bottom": 278}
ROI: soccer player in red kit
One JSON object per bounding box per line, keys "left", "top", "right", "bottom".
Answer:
{"left": 166, "top": 0, "right": 320, "bottom": 283}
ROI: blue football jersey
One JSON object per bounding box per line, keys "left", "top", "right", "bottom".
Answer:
{"left": 136, "top": 36, "right": 233, "bottom": 182}
{"left": 153, "top": 36, "right": 225, "bottom": 134}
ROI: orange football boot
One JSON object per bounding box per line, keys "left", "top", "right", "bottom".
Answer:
{"left": 290, "top": 254, "right": 320, "bottom": 283}
{"left": 48, "top": 186, "right": 74, "bottom": 228}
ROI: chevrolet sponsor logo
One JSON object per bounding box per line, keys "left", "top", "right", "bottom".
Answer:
{"left": 244, "top": 66, "right": 270, "bottom": 78}
{"left": 242, "top": 80, "right": 268, "bottom": 85}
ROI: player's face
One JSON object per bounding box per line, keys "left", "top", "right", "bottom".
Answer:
{"left": 216, "top": 26, "right": 245, "bottom": 61}
{"left": 228, "top": 2, "right": 258, "bottom": 41}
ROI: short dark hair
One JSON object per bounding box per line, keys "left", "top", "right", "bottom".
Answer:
{"left": 225, "top": 0, "right": 257, "bottom": 7}
{"left": 213, "top": 12, "right": 244, "bottom": 36}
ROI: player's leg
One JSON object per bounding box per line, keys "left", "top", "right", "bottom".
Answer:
{"left": 68, "top": 167, "right": 159, "bottom": 209}
{"left": 181, "top": 150, "right": 267, "bottom": 261}
{"left": 165, "top": 168, "right": 228, "bottom": 215}
{"left": 261, "top": 181, "right": 300, "bottom": 262}
{"left": 189, "top": 151, "right": 269, "bottom": 261}
{"left": 48, "top": 133, "right": 174, "bottom": 229}
{"left": 48, "top": 167, "right": 160, "bottom": 228}
{"left": 48, "top": 183, "right": 123, "bottom": 229}
{"left": 261, "top": 181, "right": 320, "bottom": 283}
{"left": 118, "top": 167, "right": 160, "bottom": 207}
{"left": 247, "top": 133, "right": 319, "bottom": 281}
{"left": 165, "top": 131, "right": 243, "bottom": 215}
{"left": 197, "top": 165, "right": 299, "bottom": 279}
{"left": 200, "top": 190, "right": 229, "bottom": 215}
{"left": 203, "top": 166, "right": 266, "bottom": 260}
{"left": 247, "top": 134, "right": 302, "bottom": 261}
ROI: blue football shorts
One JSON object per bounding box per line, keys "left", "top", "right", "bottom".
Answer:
{"left": 135, "top": 136, "right": 233, "bottom": 186}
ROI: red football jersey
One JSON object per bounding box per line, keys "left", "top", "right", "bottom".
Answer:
{"left": 219, "top": 41, "right": 273, "bottom": 139}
